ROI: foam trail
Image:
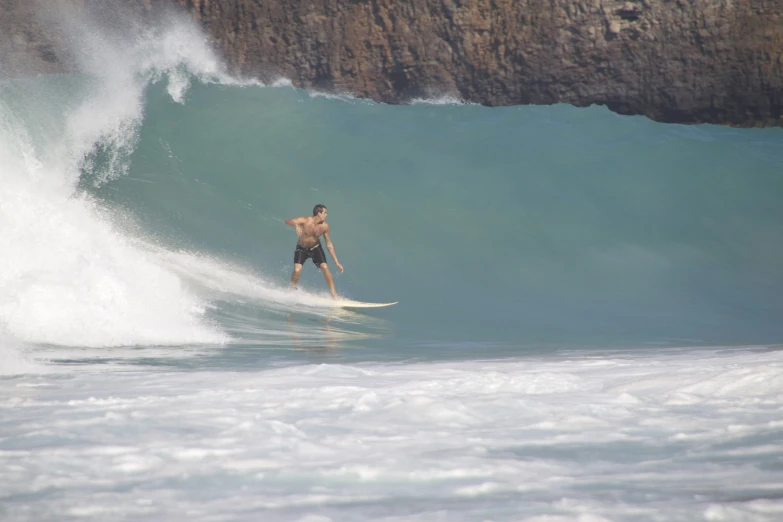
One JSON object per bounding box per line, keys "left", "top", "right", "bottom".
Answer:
{"left": 143, "top": 245, "right": 385, "bottom": 339}
{"left": 147, "top": 245, "right": 357, "bottom": 310}
{"left": 0, "top": 5, "right": 235, "bottom": 353}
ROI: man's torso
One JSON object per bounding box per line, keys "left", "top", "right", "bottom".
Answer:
{"left": 297, "top": 217, "right": 328, "bottom": 248}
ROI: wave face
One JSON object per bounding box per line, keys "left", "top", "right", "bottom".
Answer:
{"left": 2, "top": 4, "right": 783, "bottom": 367}
{"left": 90, "top": 84, "right": 783, "bottom": 349}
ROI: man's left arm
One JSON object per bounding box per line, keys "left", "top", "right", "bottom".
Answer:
{"left": 323, "top": 227, "right": 344, "bottom": 273}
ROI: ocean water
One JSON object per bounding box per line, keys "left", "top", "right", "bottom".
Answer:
{"left": 2, "top": 7, "right": 783, "bottom": 522}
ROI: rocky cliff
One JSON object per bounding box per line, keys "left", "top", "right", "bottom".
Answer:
{"left": 2, "top": 0, "right": 782, "bottom": 126}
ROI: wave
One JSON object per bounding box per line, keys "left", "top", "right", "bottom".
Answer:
{"left": 88, "top": 82, "right": 783, "bottom": 350}
{"left": 0, "top": 4, "right": 237, "bottom": 355}
{"left": 3, "top": 3, "right": 783, "bottom": 375}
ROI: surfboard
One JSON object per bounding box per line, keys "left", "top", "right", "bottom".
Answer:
{"left": 336, "top": 300, "right": 398, "bottom": 309}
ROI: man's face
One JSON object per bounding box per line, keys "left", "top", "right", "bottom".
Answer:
{"left": 318, "top": 209, "right": 328, "bottom": 221}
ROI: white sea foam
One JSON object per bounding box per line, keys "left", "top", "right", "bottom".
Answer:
{"left": 410, "top": 93, "right": 472, "bottom": 106}
{"left": 0, "top": 6, "right": 234, "bottom": 354}
{"left": 1, "top": 347, "right": 781, "bottom": 520}
{"left": 270, "top": 77, "right": 294, "bottom": 88}
{"left": 0, "top": 327, "right": 43, "bottom": 375}
{"left": 307, "top": 89, "right": 364, "bottom": 104}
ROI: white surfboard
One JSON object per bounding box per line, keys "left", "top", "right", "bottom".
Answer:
{"left": 336, "top": 300, "right": 398, "bottom": 309}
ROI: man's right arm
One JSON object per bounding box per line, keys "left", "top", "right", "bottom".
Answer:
{"left": 284, "top": 216, "right": 306, "bottom": 236}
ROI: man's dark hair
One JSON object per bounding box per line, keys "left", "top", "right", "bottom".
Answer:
{"left": 313, "top": 204, "right": 327, "bottom": 216}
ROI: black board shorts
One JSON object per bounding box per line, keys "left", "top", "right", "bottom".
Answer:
{"left": 294, "top": 242, "right": 327, "bottom": 267}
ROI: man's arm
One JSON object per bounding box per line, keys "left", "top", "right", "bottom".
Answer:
{"left": 323, "top": 226, "right": 344, "bottom": 273}
{"left": 284, "top": 216, "right": 307, "bottom": 236}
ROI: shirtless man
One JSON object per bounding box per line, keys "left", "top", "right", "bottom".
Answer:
{"left": 285, "top": 204, "right": 344, "bottom": 299}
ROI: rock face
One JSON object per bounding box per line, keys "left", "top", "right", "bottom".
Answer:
{"left": 0, "top": 0, "right": 81, "bottom": 75}
{"left": 3, "top": 0, "right": 782, "bottom": 127}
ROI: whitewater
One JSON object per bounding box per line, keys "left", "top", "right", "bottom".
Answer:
{"left": 1, "top": 3, "right": 783, "bottom": 521}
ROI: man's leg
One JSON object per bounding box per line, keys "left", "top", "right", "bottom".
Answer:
{"left": 319, "top": 263, "right": 337, "bottom": 299}
{"left": 291, "top": 263, "right": 303, "bottom": 289}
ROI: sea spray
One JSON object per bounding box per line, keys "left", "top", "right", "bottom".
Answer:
{"left": 0, "top": 4, "right": 233, "bottom": 350}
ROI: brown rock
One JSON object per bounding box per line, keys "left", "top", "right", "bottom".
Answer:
{"left": 2, "top": 0, "right": 782, "bottom": 127}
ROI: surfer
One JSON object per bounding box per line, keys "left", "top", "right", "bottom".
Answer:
{"left": 285, "top": 204, "right": 344, "bottom": 299}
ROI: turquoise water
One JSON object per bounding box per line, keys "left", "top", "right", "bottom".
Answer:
{"left": 90, "top": 82, "right": 783, "bottom": 352}
{"left": 2, "top": 9, "right": 783, "bottom": 522}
